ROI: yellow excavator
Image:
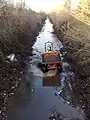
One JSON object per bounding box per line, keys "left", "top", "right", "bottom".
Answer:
{"left": 41, "top": 41, "right": 62, "bottom": 73}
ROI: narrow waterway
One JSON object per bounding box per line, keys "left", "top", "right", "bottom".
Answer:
{"left": 6, "top": 18, "right": 85, "bottom": 120}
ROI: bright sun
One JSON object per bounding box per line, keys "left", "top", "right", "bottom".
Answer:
{"left": 27, "top": 0, "right": 65, "bottom": 12}
{"left": 14, "top": 0, "right": 66, "bottom": 12}
{"left": 12, "top": 0, "right": 79, "bottom": 12}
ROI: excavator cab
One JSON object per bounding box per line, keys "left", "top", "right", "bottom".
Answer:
{"left": 41, "top": 41, "right": 62, "bottom": 73}
{"left": 45, "top": 42, "right": 53, "bottom": 52}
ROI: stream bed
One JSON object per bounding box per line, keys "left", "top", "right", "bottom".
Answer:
{"left": 6, "top": 18, "right": 85, "bottom": 120}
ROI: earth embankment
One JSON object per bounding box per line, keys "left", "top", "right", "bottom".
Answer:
{"left": 0, "top": 2, "right": 46, "bottom": 119}
{"left": 49, "top": 11, "right": 90, "bottom": 119}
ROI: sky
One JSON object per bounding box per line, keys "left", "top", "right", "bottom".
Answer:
{"left": 11, "top": 0, "right": 66, "bottom": 12}
{"left": 25, "top": 0, "right": 66, "bottom": 11}
{"left": 10, "top": 0, "right": 79, "bottom": 12}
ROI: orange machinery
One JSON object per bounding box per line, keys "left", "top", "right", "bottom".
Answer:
{"left": 41, "top": 41, "right": 62, "bottom": 73}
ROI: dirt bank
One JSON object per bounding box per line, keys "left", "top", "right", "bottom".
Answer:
{"left": 0, "top": 2, "right": 46, "bottom": 119}
{"left": 0, "top": 17, "right": 46, "bottom": 120}
{"left": 49, "top": 11, "right": 90, "bottom": 119}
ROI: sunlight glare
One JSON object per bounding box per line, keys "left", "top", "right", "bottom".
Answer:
{"left": 22, "top": 0, "right": 65, "bottom": 12}
{"left": 71, "top": 0, "right": 79, "bottom": 10}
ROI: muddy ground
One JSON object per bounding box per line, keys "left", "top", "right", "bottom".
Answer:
{"left": 49, "top": 11, "right": 90, "bottom": 120}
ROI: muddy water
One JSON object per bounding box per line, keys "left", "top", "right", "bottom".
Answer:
{"left": 6, "top": 18, "right": 85, "bottom": 120}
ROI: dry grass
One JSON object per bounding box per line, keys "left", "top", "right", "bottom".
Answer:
{"left": 0, "top": 0, "right": 46, "bottom": 61}
{"left": 49, "top": 9, "right": 90, "bottom": 118}
{"left": 50, "top": 11, "right": 90, "bottom": 69}
{"left": 0, "top": 1, "right": 46, "bottom": 119}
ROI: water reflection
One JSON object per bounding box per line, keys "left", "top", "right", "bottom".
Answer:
{"left": 43, "top": 75, "right": 60, "bottom": 86}
{"left": 7, "top": 70, "right": 33, "bottom": 110}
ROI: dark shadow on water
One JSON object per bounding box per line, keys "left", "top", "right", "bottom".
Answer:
{"left": 43, "top": 75, "right": 60, "bottom": 86}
